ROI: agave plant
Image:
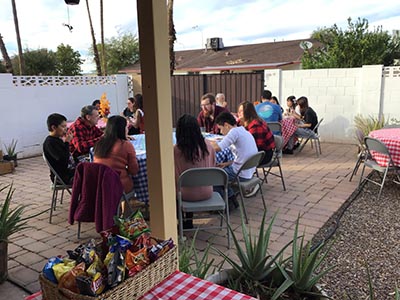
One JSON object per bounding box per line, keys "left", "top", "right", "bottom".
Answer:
{"left": 0, "top": 184, "right": 31, "bottom": 242}
{"left": 179, "top": 230, "right": 223, "bottom": 279}
{"left": 286, "top": 217, "right": 334, "bottom": 298}
{"left": 214, "top": 211, "right": 293, "bottom": 299}
{"left": 3, "top": 139, "right": 21, "bottom": 158}
{"left": 353, "top": 115, "right": 386, "bottom": 138}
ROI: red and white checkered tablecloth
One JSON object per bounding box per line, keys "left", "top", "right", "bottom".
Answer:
{"left": 369, "top": 128, "right": 400, "bottom": 167}
{"left": 281, "top": 117, "right": 298, "bottom": 147}
{"left": 140, "top": 271, "right": 257, "bottom": 300}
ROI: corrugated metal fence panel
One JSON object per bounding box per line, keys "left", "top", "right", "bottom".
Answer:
{"left": 171, "top": 72, "right": 264, "bottom": 126}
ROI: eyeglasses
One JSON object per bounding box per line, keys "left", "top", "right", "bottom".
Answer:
{"left": 200, "top": 103, "right": 211, "bottom": 108}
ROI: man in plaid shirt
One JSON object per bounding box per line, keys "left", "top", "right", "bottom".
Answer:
{"left": 68, "top": 105, "right": 103, "bottom": 159}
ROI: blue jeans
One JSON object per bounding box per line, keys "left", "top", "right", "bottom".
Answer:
{"left": 287, "top": 128, "right": 317, "bottom": 150}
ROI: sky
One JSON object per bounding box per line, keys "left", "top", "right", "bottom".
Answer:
{"left": 1, "top": 0, "right": 400, "bottom": 73}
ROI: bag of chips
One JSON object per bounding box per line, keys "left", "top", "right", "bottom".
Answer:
{"left": 114, "top": 210, "right": 150, "bottom": 240}
{"left": 58, "top": 262, "right": 86, "bottom": 293}
{"left": 42, "top": 256, "right": 63, "bottom": 283}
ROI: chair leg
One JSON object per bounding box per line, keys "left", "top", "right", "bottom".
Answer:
{"left": 238, "top": 188, "right": 248, "bottom": 224}
{"left": 60, "top": 189, "right": 65, "bottom": 204}
{"left": 349, "top": 155, "right": 363, "bottom": 182}
{"left": 358, "top": 164, "right": 367, "bottom": 190}
{"left": 377, "top": 169, "right": 388, "bottom": 201}
{"left": 225, "top": 206, "right": 231, "bottom": 249}
{"left": 178, "top": 209, "right": 184, "bottom": 242}
{"left": 297, "top": 137, "right": 310, "bottom": 153}
{"left": 278, "top": 164, "right": 286, "bottom": 191}
{"left": 77, "top": 222, "right": 81, "bottom": 239}
{"left": 49, "top": 188, "right": 58, "bottom": 223}
{"left": 259, "top": 183, "right": 266, "bottom": 210}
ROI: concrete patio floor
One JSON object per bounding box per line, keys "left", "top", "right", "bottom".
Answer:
{"left": 0, "top": 142, "right": 360, "bottom": 298}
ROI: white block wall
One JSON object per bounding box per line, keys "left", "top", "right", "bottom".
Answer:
{"left": 0, "top": 74, "right": 129, "bottom": 158}
{"left": 265, "top": 65, "right": 400, "bottom": 144}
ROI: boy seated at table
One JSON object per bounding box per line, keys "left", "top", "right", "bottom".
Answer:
{"left": 210, "top": 112, "right": 258, "bottom": 204}
{"left": 43, "top": 113, "right": 75, "bottom": 184}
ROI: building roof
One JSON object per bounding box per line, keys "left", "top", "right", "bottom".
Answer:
{"left": 119, "top": 38, "right": 317, "bottom": 73}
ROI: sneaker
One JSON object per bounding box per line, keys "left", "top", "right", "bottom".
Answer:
{"left": 282, "top": 148, "right": 294, "bottom": 155}
{"left": 293, "top": 142, "right": 300, "bottom": 150}
{"left": 244, "top": 185, "right": 260, "bottom": 198}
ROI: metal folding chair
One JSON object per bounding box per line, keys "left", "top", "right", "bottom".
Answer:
{"left": 267, "top": 122, "right": 282, "bottom": 135}
{"left": 297, "top": 118, "right": 324, "bottom": 157}
{"left": 230, "top": 151, "right": 266, "bottom": 224}
{"left": 349, "top": 129, "right": 368, "bottom": 182}
{"left": 257, "top": 135, "right": 286, "bottom": 191}
{"left": 177, "top": 167, "right": 230, "bottom": 248}
{"left": 42, "top": 153, "right": 72, "bottom": 223}
{"left": 358, "top": 137, "right": 400, "bottom": 200}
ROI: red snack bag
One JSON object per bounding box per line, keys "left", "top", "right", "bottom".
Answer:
{"left": 58, "top": 262, "right": 86, "bottom": 293}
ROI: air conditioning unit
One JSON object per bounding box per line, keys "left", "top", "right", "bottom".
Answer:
{"left": 206, "top": 37, "right": 224, "bottom": 51}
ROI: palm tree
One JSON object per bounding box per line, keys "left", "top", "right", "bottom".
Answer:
{"left": 100, "top": 0, "right": 107, "bottom": 75}
{"left": 85, "top": 0, "right": 101, "bottom": 75}
{"left": 167, "top": 0, "right": 176, "bottom": 75}
{"left": 11, "top": 0, "right": 24, "bottom": 75}
{"left": 0, "top": 34, "right": 13, "bottom": 73}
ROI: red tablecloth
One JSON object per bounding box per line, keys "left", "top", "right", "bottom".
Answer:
{"left": 140, "top": 271, "right": 257, "bottom": 300}
{"left": 369, "top": 128, "right": 400, "bottom": 167}
{"left": 281, "top": 117, "right": 298, "bottom": 147}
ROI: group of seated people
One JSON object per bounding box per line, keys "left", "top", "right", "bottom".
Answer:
{"left": 42, "top": 90, "right": 318, "bottom": 229}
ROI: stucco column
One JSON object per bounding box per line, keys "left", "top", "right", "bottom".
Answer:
{"left": 136, "top": 0, "right": 177, "bottom": 241}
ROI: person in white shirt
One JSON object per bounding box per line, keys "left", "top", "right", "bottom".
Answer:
{"left": 209, "top": 112, "right": 258, "bottom": 205}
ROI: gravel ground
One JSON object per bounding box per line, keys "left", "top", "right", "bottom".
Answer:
{"left": 311, "top": 173, "right": 400, "bottom": 299}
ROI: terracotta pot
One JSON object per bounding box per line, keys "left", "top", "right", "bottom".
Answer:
{"left": 0, "top": 241, "right": 8, "bottom": 283}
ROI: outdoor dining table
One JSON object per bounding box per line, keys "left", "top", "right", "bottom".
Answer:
{"left": 140, "top": 270, "right": 256, "bottom": 300}
{"left": 281, "top": 116, "right": 298, "bottom": 147}
{"left": 369, "top": 128, "right": 400, "bottom": 167}
{"left": 131, "top": 133, "right": 234, "bottom": 204}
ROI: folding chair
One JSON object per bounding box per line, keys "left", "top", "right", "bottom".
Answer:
{"left": 349, "top": 129, "right": 368, "bottom": 182}
{"left": 230, "top": 151, "right": 266, "bottom": 224}
{"left": 42, "top": 153, "right": 72, "bottom": 223}
{"left": 177, "top": 167, "right": 230, "bottom": 248}
{"left": 297, "top": 118, "right": 324, "bottom": 157}
{"left": 257, "top": 135, "right": 286, "bottom": 191}
{"left": 267, "top": 122, "right": 282, "bottom": 135}
{"left": 69, "top": 162, "right": 125, "bottom": 239}
{"left": 358, "top": 137, "right": 400, "bottom": 201}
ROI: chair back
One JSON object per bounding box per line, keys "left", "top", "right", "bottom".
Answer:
{"left": 273, "top": 135, "right": 284, "bottom": 152}
{"left": 239, "top": 151, "right": 265, "bottom": 172}
{"left": 364, "top": 137, "right": 391, "bottom": 156}
{"left": 268, "top": 122, "right": 282, "bottom": 134}
{"left": 178, "top": 167, "right": 228, "bottom": 189}
{"left": 42, "top": 153, "right": 70, "bottom": 186}
{"left": 313, "top": 118, "right": 324, "bottom": 133}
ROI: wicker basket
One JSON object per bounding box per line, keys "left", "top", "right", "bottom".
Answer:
{"left": 40, "top": 245, "right": 177, "bottom": 300}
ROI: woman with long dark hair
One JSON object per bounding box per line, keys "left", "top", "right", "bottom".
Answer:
{"left": 94, "top": 115, "right": 139, "bottom": 193}
{"left": 174, "top": 114, "right": 216, "bottom": 228}
{"left": 237, "top": 101, "right": 275, "bottom": 165}
{"left": 121, "top": 94, "right": 144, "bottom": 135}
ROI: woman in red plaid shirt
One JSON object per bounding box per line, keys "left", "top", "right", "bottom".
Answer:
{"left": 238, "top": 101, "right": 275, "bottom": 165}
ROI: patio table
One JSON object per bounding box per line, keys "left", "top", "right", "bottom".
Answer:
{"left": 140, "top": 270, "right": 256, "bottom": 300}
{"left": 131, "top": 134, "right": 234, "bottom": 203}
{"left": 281, "top": 117, "right": 298, "bottom": 147}
{"left": 369, "top": 128, "right": 400, "bottom": 167}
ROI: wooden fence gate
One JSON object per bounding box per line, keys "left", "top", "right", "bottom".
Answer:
{"left": 170, "top": 72, "right": 264, "bottom": 126}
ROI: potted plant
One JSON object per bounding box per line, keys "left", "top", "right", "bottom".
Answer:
{"left": 0, "top": 184, "right": 42, "bottom": 283}
{"left": 208, "top": 210, "right": 333, "bottom": 299}
{"left": 3, "top": 139, "right": 21, "bottom": 167}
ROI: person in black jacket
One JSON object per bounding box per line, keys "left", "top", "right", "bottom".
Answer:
{"left": 43, "top": 113, "right": 75, "bottom": 184}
